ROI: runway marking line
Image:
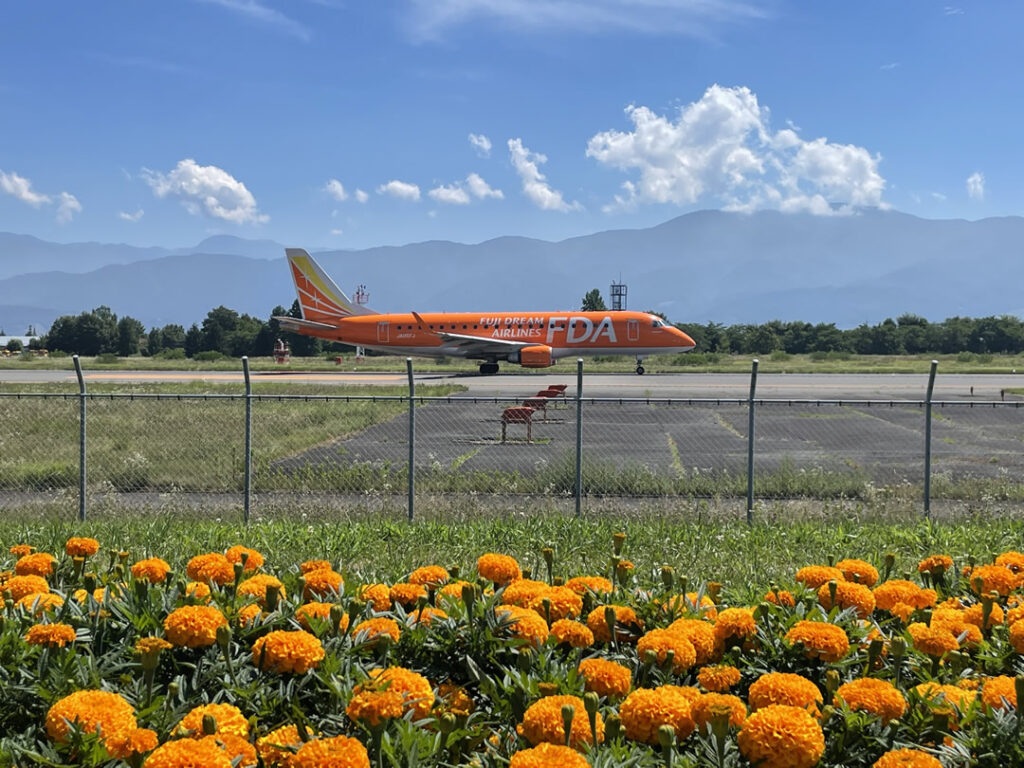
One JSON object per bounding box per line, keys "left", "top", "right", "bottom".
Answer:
{"left": 81, "top": 373, "right": 406, "bottom": 382}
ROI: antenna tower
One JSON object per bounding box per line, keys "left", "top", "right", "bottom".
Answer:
{"left": 610, "top": 280, "right": 627, "bottom": 311}
{"left": 353, "top": 284, "right": 370, "bottom": 306}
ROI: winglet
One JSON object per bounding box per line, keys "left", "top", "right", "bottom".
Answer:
{"left": 285, "top": 248, "right": 378, "bottom": 321}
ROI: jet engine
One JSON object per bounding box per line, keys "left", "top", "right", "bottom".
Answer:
{"left": 512, "top": 345, "right": 555, "bottom": 368}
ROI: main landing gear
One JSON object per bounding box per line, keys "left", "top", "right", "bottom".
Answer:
{"left": 635, "top": 357, "right": 645, "bottom": 375}
{"left": 479, "top": 362, "right": 500, "bottom": 375}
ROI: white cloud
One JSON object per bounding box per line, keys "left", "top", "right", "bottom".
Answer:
{"left": 507, "top": 138, "right": 582, "bottom": 212}
{"left": 944, "top": 6, "right": 964, "bottom": 15}
{"left": 428, "top": 183, "right": 471, "bottom": 205}
{"left": 586, "top": 84, "right": 886, "bottom": 215}
{"left": 119, "top": 208, "right": 145, "bottom": 222}
{"left": 469, "top": 133, "right": 492, "bottom": 157}
{"left": 330, "top": 228, "right": 343, "bottom": 235}
{"left": 0, "top": 170, "right": 51, "bottom": 207}
{"left": 324, "top": 178, "right": 348, "bottom": 201}
{"left": 466, "top": 172, "right": 503, "bottom": 199}
{"left": 966, "top": 171, "right": 984, "bottom": 200}
{"left": 879, "top": 62, "right": 899, "bottom": 70}
{"left": 376, "top": 180, "right": 421, "bottom": 201}
{"left": 142, "top": 158, "right": 268, "bottom": 223}
{"left": 931, "top": 192, "right": 947, "bottom": 201}
{"left": 200, "top": 0, "right": 311, "bottom": 41}
{"left": 56, "top": 192, "right": 82, "bottom": 224}
{"left": 354, "top": 188, "right": 369, "bottom": 203}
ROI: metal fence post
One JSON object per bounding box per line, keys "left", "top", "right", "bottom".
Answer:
{"left": 242, "top": 356, "right": 252, "bottom": 525}
{"left": 73, "top": 354, "right": 86, "bottom": 523}
{"left": 746, "top": 358, "right": 759, "bottom": 525}
{"left": 924, "top": 359, "right": 938, "bottom": 518}
{"left": 407, "top": 358, "right": 415, "bottom": 522}
{"left": 575, "top": 358, "right": 584, "bottom": 518}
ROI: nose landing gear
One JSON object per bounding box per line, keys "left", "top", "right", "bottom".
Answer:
{"left": 635, "top": 357, "right": 645, "bottom": 375}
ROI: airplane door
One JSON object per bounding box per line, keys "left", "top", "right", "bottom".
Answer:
{"left": 377, "top": 321, "right": 390, "bottom": 343}
{"left": 627, "top": 319, "right": 639, "bottom": 342}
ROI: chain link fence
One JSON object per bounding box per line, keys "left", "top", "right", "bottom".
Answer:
{"left": 1, "top": 357, "right": 1022, "bottom": 520}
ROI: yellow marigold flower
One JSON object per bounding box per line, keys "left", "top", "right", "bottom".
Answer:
{"left": 917, "top": 554, "right": 954, "bottom": 575}
{"left": 237, "top": 603, "right": 263, "bottom": 627}
{"left": 176, "top": 702, "right": 250, "bottom": 738}
{"left": 518, "top": 694, "right": 604, "bottom": 750}
{"left": 501, "top": 578, "right": 549, "bottom": 608}
{"left": 6, "top": 574, "right": 48, "bottom": 600}
{"left": 738, "top": 705, "right": 824, "bottom": 768}
{"left": 698, "top": 664, "right": 741, "bottom": 692}
{"left": 303, "top": 568, "right": 344, "bottom": 600}
{"left": 292, "top": 735, "right": 370, "bottom": 768}
{"left": 907, "top": 622, "right": 959, "bottom": 657}
{"left": 749, "top": 672, "right": 823, "bottom": 716}
{"left": 389, "top": 581, "right": 427, "bottom": 607}
{"left": 667, "top": 618, "right": 717, "bottom": 665}
{"left": 980, "top": 675, "right": 1018, "bottom": 710}
{"left": 586, "top": 604, "right": 643, "bottom": 644}
{"left": 15, "top": 552, "right": 55, "bottom": 578}
{"left": 873, "top": 748, "right": 943, "bottom": 768}
{"left": 834, "top": 678, "right": 906, "bottom": 723}
{"left": 186, "top": 553, "right": 234, "bottom": 586}
{"left": 528, "top": 586, "right": 583, "bottom": 622}
{"left": 349, "top": 667, "right": 434, "bottom": 723}
{"left": 496, "top": 604, "right": 549, "bottom": 647}
{"left": 818, "top": 580, "right": 876, "bottom": 619}
{"left": 564, "top": 575, "right": 613, "bottom": 596}
{"left": 713, "top": 607, "right": 757, "bottom": 645}
{"left": 17, "top": 592, "right": 64, "bottom": 615}
{"left": 257, "top": 724, "right": 306, "bottom": 767}
{"left": 408, "top": 565, "right": 449, "bottom": 587}
{"left": 25, "top": 623, "right": 76, "bottom": 648}
{"left": 131, "top": 557, "right": 171, "bottom": 584}
{"left": 836, "top": 558, "right": 879, "bottom": 587}
{"left": 637, "top": 628, "right": 696, "bottom": 673}
{"left": 618, "top": 686, "right": 694, "bottom": 744}
{"left": 795, "top": 565, "right": 844, "bottom": 589}
{"left": 509, "top": 742, "right": 590, "bottom": 768}
{"left": 692, "top": 692, "right": 747, "bottom": 729}
{"left": 198, "top": 734, "right": 257, "bottom": 767}
{"left": 764, "top": 589, "right": 796, "bottom": 607}
{"left": 352, "top": 617, "right": 401, "bottom": 644}
{"left": 1009, "top": 618, "right": 1024, "bottom": 653}
{"left": 65, "top": 537, "right": 100, "bottom": 558}
{"left": 874, "top": 580, "right": 935, "bottom": 612}
{"left": 238, "top": 574, "right": 286, "bottom": 606}
{"left": 46, "top": 690, "right": 138, "bottom": 758}
{"left": 477, "top": 553, "right": 522, "bottom": 586}
{"left": 965, "top": 564, "right": 1018, "bottom": 596}
{"left": 163, "top": 605, "right": 228, "bottom": 648}
{"left": 996, "top": 551, "right": 1024, "bottom": 574}
{"left": 185, "top": 581, "right": 212, "bottom": 602}
{"left": 550, "top": 619, "right": 594, "bottom": 648}
{"left": 578, "top": 657, "right": 631, "bottom": 699}
{"left": 225, "top": 545, "right": 264, "bottom": 571}
{"left": 357, "top": 583, "right": 391, "bottom": 611}
{"left": 9, "top": 544, "right": 33, "bottom": 558}
{"left": 784, "top": 620, "right": 850, "bottom": 662}
{"left": 296, "top": 602, "right": 348, "bottom": 633}
{"left": 143, "top": 739, "right": 233, "bottom": 768}
{"left": 252, "top": 630, "right": 325, "bottom": 675}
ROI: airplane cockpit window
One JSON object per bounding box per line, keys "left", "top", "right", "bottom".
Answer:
{"left": 650, "top": 317, "right": 665, "bottom": 328}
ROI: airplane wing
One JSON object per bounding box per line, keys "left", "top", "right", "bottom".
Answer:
{"left": 434, "top": 330, "right": 536, "bottom": 357}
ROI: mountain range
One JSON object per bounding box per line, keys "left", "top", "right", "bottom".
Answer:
{"left": 1, "top": 209, "right": 1022, "bottom": 334}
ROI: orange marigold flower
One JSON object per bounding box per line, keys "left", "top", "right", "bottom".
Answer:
{"left": 917, "top": 554, "right": 954, "bottom": 575}
{"left": 996, "top": 551, "right": 1024, "bottom": 574}
{"left": 907, "top": 622, "right": 959, "bottom": 658}
{"left": 930, "top": 610, "right": 982, "bottom": 646}
{"left": 981, "top": 675, "right": 1018, "bottom": 710}
{"left": 564, "top": 575, "right": 613, "bottom": 596}
{"left": 477, "top": 553, "right": 522, "bottom": 586}
{"left": 124, "top": 728, "right": 159, "bottom": 755}
{"left": 618, "top": 686, "right": 694, "bottom": 744}
{"left": 358, "top": 583, "right": 392, "bottom": 612}
{"left": 795, "top": 565, "right": 844, "bottom": 589}
{"left": 681, "top": 592, "right": 718, "bottom": 619}
{"left": 303, "top": 568, "right": 344, "bottom": 600}
{"left": 257, "top": 724, "right": 306, "bottom": 767}
{"left": 436, "top": 682, "right": 475, "bottom": 716}
{"left": 25, "top": 623, "right": 76, "bottom": 648}
{"left": 15, "top": 552, "right": 55, "bottom": 578}
{"left": 46, "top": 690, "right": 138, "bottom": 758}
{"left": 438, "top": 580, "right": 474, "bottom": 604}
{"left": 784, "top": 620, "right": 850, "bottom": 662}
{"left": 697, "top": 664, "right": 741, "bottom": 692}
{"left": 296, "top": 602, "right": 348, "bottom": 633}
{"left": 301, "top": 559, "right": 331, "bottom": 573}
{"left": 186, "top": 553, "right": 234, "bottom": 586}
{"left": 292, "top": 735, "right": 370, "bottom": 768}
{"left": 586, "top": 604, "right": 643, "bottom": 644}
{"left": 9, "top": 544, "right": 33, "bottom": 558}
{"left": 578, "top": 657, "right": 632, "bottom": 699}
{"left": 252, "top": 630, "right": 325, "bottom": 675}
{"left": 346, "top": 688, "right": 404, "bottom": 726}
{"left": 834, "top": 678, "right": 907, "bottom": 723}
{"left": 550, "top": 619, "right": 594, "bottom": 648}
{"left": 637, "top": 628, "right": 696, "bottom": 673}
{"left": 1004, "top": 602, "right": 1024, "bottom": 626}
{"left": 238, "top": 574, "right": 286, "bottom": 606}
{"left": 131, "top": 557, "right": 171, "bottom": 584}
{"left": 352, "top": 617, "right": 401, "bottom": 645}
{"left": 237, "top": 603, "right": 263, "bottom": 627}
{"left": 713, "top": 607, "right": 757, "bottom": 645}
{"left": 176, "top": 702, "right": 250, "bottom": 738}
{"left": 965, "top": 564, "right": 1018, "bottom": 596}
{"left": 6, "top": 574, "right": 49, "bottom": 601}
{"left": 509, "top": 742, "right": 590, "bottom": 768}
{"left": 738, "top": 705, "right": 824, "bottom": 768}
{"left": 225, "top": 545, "right": 264, "bottom": 571}
{"left": 765, "top": 589, "right": 796, "bottom": 607}
{"left": 408, "top": 565, "right": 449, "bottom": 587}
{"left": 350, "top": 667, "right": 434, "bottom": 722}
{"left": 135, "top": 636, "right": 173, "bottom": 655}
{"left": 962, "top": 602, "right": 1004, "bottom": 629}
{"left": 913, "top": 682, "right": 977, "bottom": 713}
{"left": 692, "top": 692, "right": 747, "bottom": 729}
{"left": 528, "top": 586, "right": 583, "bottom": 622}
{"left": 518, "top": 695, "right": 604, "bottom": 751}
{"left": 873, "top": 748, "right": 943, "bottom": 768}
{"left": 1009, "top": 618, "right": 1024, "bottom": 654}
{"left": 17, "top": 592, "right": 64, "bottom": 614}
{"left": 836, "top": 558, "right": 879, "bottom": 587}
{"left": 185, "top": 581, "right": 212, "bottom": 602}
{"left": 198, "top": 734, "right": 257, "bottom": 767}
{"left": 407, "top": 605, "right": 448, "bottom": 626}
{"left": 163, "top": 605, "right": 228, "bottom": 648}
{"left": 501, "top": 578, "right": 550, "bottom": 608}
{"left": 818, "top": 580, "right": 876, "bottom": 619}
{"left": 749, "top": 672, "right": 823, "bottom": 716}
{"left": 143, "top": 738, "right": 233, "bottom": 768}
{"left": 874, "top": 580, "right": 936, "bottom": 612}
{"left": 496, "top": 604, "right": 549, "bottom": 647}
{"left": 389, "top": 581, "right": 427, "bottom": 608}
{"left": 65, "top": 537, "right": 100, "bottom": 558}
{"left": 667, "top": 618, "right": 717, "bottom": 665}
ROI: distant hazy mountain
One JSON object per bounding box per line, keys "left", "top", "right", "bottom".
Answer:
{"left": 1, "top": 210, "right": 1022, "bottom": 332}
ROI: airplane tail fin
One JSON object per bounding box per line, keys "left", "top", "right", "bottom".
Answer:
{"left": 285, "top": 248, "right": 378, "bottom": 322}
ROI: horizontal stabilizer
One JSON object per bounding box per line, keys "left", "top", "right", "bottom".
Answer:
{"left": 273, "top": 315, "right": 340, "bottom": 334}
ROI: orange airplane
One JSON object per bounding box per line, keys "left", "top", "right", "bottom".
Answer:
{"left": 275, "top": 249, "right": 695, "bottom": 374}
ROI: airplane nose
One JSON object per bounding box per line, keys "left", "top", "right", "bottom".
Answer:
{"left": 675, "top": 328, "right": 696, "bottom": 348}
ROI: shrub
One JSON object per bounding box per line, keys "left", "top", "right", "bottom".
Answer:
{"left": 194, "top": 350, "right": 226, "bottom": 362}
{"left": 156, "top": 348, "right": 187, "bottom": 360}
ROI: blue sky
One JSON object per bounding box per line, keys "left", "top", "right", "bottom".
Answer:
{"left": 0, "top": 1, "right": 1019, "bottom": 250}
